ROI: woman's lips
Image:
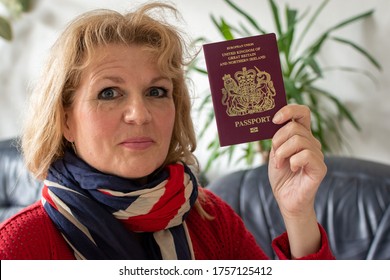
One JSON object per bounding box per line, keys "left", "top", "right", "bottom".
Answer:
{"left": 120, "top": 137, "right": 154, "bottom": 150}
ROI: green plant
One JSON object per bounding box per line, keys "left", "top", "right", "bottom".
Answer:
{"left": 188, "top": 0, "right": 381, "bottom": 171}
{"left": 0, "top": 0, "right": 33, "bottom": 40}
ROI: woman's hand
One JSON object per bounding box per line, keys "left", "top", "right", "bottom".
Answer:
{"left": 269, "top": 104, "right": 327, "bottom": 258}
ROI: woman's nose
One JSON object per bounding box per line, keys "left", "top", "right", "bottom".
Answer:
{"left": 123, "top": 97, "right": 152, "bottom": 125}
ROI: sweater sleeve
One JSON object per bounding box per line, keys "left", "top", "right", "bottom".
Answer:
{"left": 272, "top": 223, "right": 335, "bottom": 260}
{"left": 0, "top": 201, "right": 74, "bottom": 260}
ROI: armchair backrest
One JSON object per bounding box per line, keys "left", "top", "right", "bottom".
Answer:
{"left": 207, "top": 156, "right": 390, "bottom": 260}
{"left": 0, "top": 138, "right": 41, "bottom": 222}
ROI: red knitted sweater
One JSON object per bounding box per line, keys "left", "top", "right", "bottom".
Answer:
{"left": 0, "top": 189, "right": 334, "bottom": 260}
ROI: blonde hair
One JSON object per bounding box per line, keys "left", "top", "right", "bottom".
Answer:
{"left": 22, "top": 2, "right": 198, "bottom": 181}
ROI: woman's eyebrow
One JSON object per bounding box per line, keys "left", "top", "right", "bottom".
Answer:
{"left": 100, "top": 76, "right": 126, "bottom": 84}
{"left": 150, "top": 76, "right": 171, "bottom": 84}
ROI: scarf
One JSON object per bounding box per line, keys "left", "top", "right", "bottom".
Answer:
{"left": 41, "top": 149, "right": 198, "bottom": 260}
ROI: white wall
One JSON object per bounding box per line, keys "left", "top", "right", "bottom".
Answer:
{"left": 1, "top": 0, "right": 389, "bottom": 181}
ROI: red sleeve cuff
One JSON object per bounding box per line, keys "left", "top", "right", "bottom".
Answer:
{"left": 271, "top": 223, "right": 335, "bottom": 260}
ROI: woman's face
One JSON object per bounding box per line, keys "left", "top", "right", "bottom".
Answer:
{"left": 63, "top": 44, "right": 176, "bottom": 180}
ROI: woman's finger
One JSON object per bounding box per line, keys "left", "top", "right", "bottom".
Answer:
{"left": 273, "top": 134, "right": 323, "bottom": 165}
{"left": 273, "top": 104, "right": 312, "bottom": 131}
{"left": 272, "top": 120, "right": 322, "bottom": 152}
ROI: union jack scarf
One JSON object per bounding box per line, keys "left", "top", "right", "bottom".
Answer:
{"left": 41, "top": 149, "right": 198, "bottom": 260}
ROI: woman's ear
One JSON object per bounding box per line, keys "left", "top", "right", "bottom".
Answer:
{"left": 63, "top": 111, "right": 74, "bottom": 142}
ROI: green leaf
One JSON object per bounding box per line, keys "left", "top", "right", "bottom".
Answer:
{"left": 310, "top": 108, "right": 325, "bottom": 146}
{"left": 197, "top": 109, "right": 215, "bottom": 139}
{"left": 186, "top": 58, "right": 208, "bottom": 75}
{"left": 284, "top": 78, "right": 304, "bottom": 104}
{"left": 192, "top": 66, "right": 208, "bottom": 75}
{"left": 322, "top": 66, "right": 378, "bottom": 85}
{"left": 237, "top": 23, "right": 252, "bottom": 37}
{"left": 302, "top": 10, "right": 374, "bottom": 64}
{"left": 244, "top": 142, "right": 255, "bottom": 165}
{"left": 325, "top": 10, "right": 374, "bottom": 34}
{"left": 307, "top": 85, "right": 361, "bottom": 130}
{"left": 269, "top": 0, "right": 282, "bottom": 37}
{"left": 210, "top": 15, "right": 234, "bottom": 40}
{"left": 283, "top": 6, "right": 298, "bottom": 60}
{"left": 292, "top": 33, "right": 328, "bottom": 78}
{"left": 295, "top": 0, "right": 329, "bottom": 50}
{"left": 260, "top": 139, "right": 272, "bottom": 152}
{"left": 305, "top": 56, "right": 322, "bottom": 77}
{"left": 224, "top": 0, "right": 267, "bottom": 34}
{"left": 204, "top": 139, "right": 221, "bottom": 171}
{"left": 227, "top": 146, "right": 236, "bottom": 163}
{"left": 19, "top": 0, "right": 34, "bottom": 12}
{"left": 197, "top": 93, "right": 212, "bottom": 112}
{"left": 308, "top": 33, "right": 328, "bottom": 56}
{"left": 0, "top": 16, "right": 12, "bottom": 41}
{"left": 191, "top": 37, "right": 208, "bottom": 45}
{"left": 331, "top": 36, "right": 382, "bottom": 70}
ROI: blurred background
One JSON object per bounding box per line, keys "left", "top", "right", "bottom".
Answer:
{"left": 0, "top": 0, "right": 389, "bottom": 181}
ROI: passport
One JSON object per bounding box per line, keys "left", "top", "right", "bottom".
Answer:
{"left": 203, "top": 33, "right": 287, "bottom": 146}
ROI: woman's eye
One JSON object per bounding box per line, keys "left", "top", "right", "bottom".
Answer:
{"left": 148, "top": 87, "right": 168, "bottom": 98}
{"left": 98, "top": 88, "right": 120, "bottom": 100}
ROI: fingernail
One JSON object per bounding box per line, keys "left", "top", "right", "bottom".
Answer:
{"left": 273, "top": 113, "right": 281, "bottom": 123}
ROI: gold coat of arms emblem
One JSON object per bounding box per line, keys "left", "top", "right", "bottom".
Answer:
{"left": 221, "top": 67, "right": 276, "bottom": 116}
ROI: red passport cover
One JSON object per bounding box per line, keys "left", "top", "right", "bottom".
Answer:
{"left": 203, "top": 33, "right": 287, "bottom": 146}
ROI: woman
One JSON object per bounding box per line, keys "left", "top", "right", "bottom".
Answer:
{"left": 0, "top": 2, "right": 334, "bottom": 260}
